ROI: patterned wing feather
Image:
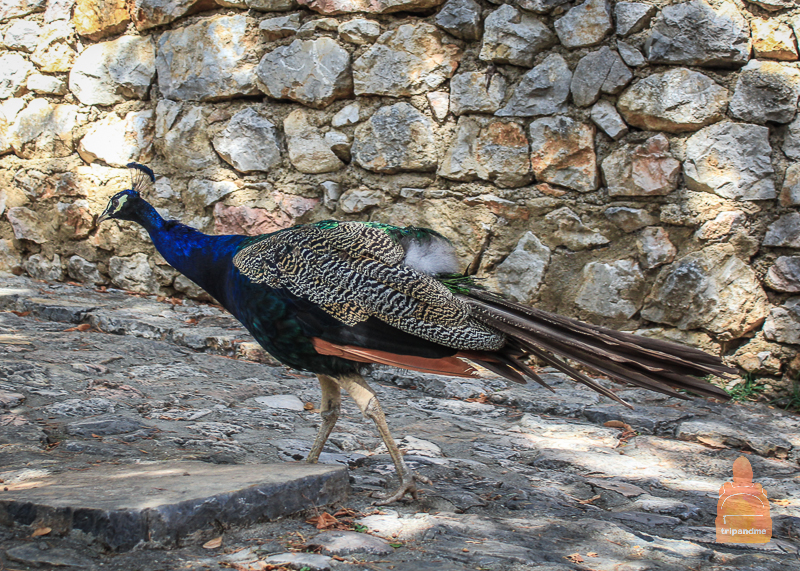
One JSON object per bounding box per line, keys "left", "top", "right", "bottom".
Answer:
{"left": 233, "top": 222, "right": 505, "bottom": 351}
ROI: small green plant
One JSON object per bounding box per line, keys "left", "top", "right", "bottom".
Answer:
{"left": 727, "top": 373, "right": 765, "bottom": 402}
{"left": 770, "top": 376, "right": 800, "bottom": 413}
{"left": 353, "top": 523, "right": 368, "bottom": 533}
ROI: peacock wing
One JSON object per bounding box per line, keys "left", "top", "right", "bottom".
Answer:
{"left": 232, "top": 221, "right": 504, "bottom": 352}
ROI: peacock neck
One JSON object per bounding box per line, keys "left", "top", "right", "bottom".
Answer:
{"left": 131, "top": 200, "right": 246, "bottom": 307}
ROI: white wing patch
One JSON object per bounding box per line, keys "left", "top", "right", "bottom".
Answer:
{"left": 402, "top": 236, "right": 461, "bottom": 275}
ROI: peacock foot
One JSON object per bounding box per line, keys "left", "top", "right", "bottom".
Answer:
{"left": 369, "top": 473, "right": 431, "bottom": 505}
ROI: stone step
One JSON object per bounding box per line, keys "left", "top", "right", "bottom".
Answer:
{"left": 0, "top": 461, "right": 349, "bottom": 551}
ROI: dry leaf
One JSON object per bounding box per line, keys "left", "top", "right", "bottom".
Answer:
{"left": 604, "top": 420, "right": 626, "bottom": 428}
{"left": 31, "top": 527, "right": 51, "bottom": 537}
{"left": 64, "top": 324, "right": 92, "bottom": 332}
{"left": 306, "top": 512, "right": 339, "bottom": 530}
{"left": 303, "top": 402, "right": 315, "bottom": 411}
{"left": 565, "top": 553, "right": 584, "bottom": 563}
{"left": 697, "top": 436, "right": 728, "bottom": 449}
{"left": 587, "top": 552, "right": 599, "bottom": 557}
{"left": 203, "top": 536, "right": 223, "bottom": 549}
{"left": 577, "top": 494, "right": 602, "bottom": 505}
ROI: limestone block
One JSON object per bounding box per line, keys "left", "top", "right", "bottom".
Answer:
{"left": 479, "top": 5, "right": 555, "bottom": 67}
{"left": 426, "top": 92, "right": 449, "bottom": 122}
{"left": 617, "top": 68, "right": 728, "bottom": 133}
{"left": 245, "top": 0, "right": 297, "bottom": 11}
{"left": 24, "top": 253, "right": 63, "bottom": 280}
{"left": 284, "top": 109, "right": 344, "bottom": 174}
{"left": 554, "top": 0, "right": 612, "bottom": 49}
{"left": 684, "top": 122, "right": 776, "bottom": 201}
{"left": 781, "top": 164, "right": 800, "bottom": 206}
{"left": 58, "top": 199, "right": 94, "bottom": 239}
{"left": 27, "top": 73, "right": 67, "bottom": 94}
{"left": 158, "top": 15, "right": 260, "bottom": 102}
{"left": 338, "top": 188, "right": 383, "bottom": 213}
{"left": 763, "top": 213, "right": 800, "bottom": 248}
{"left": 494, "top": 232, "right": 550, "bottom": 303}
{"left": 641, "top": 244, "right": 769, "bottom": 339}
{"left": 338, "top": 18, "right": 380, "bottom": 44}
{"left": 258, "top": 38, "right": 352, "bottom": 108}
{"left": 570, "top": 47, "right": 631, "bottom": 107}
{"left": 729, "top": 60, "right": 800, "bottom": 125}
{"left": 695, "top": 211, "right": 745, "bottom": 241}
{"left": 78, "top": 110, "right": 154, "bottom": 167}
{"left": 44, "top": 0, "right": 73, "bottom": 21}
{"left": 67, "top": 255, "right": 104, "bottom": 285}
{"left": 576, "top": 260, "right": 644, "bottom": 319}
{"left": 0, "top": 0, "right": 45, "bottom": 21}
{"left": 0, "top": 239, "right": 23, "bottom": 273}
{"left": 108, "top": 253, "right": 158, "bottom": 293}
{"left": 763, "top": 298, "right": 800, "bottom": 345}
{"left": 747, "top": 0, "right": 793, "bottom": 10}
{"left": 212, "top": 108, "right": 282, "bottom": 174}
{"left": 155, "top": 102, "right": 217, "bottom": 170}
{"left": 449, "top": 71, "right": 506, "bottom": 115}
{"left": 7, "top": 206, "right": 48, "bottom": 243}
{"left": 636, "top": 227, "right": 676, "bottom": 269}
{"left": 3, "top": 19, "right": 40, "bottom": 51}
{"left": 645, "top": 0, "right": 751, "bottom": 67}
{"left": 352, "top": 102, "right": 437, "bottom": 174}
{"left": 439, "top": 117, "right": 531, "bottom": 188}
{"left": 513, "top": 0, "right": 568, "bottom": 13}
{"left": 185, "top": 179, "right": 239, "bottom": 206}
{"left": 434, "top": 0, "right": 481, "bottom": 41}
{"left": 603, "top": 207, "right": 656, "bottom": 233}
{"left": 751, "top": 19, "right": 798, "bottom": 61}
{"left": 8, "top": 98, "right": 78, "bottom": 159}
{"left": 590, "top": 100, "right": 628, "bottom": 140}
{"left": 782, "top": 114, "right": 800, "bottom": 160}
{"left": 543, "top": 207, "right": 608, "bottom": 250}
{"left": 617, "top": 41, "right": 645, "bottom": 67}
{"left": 73, "top": 0, "right": 129, "bottom": 40}
{"left": 0, "top": 52, "right": 33, "bottom": 98}
{"left": 31, "top": 21, "right": 75, "bottom": 72}
{"left": 258, "top": 13, "right": 300, "bottom": 41}
{"left": 69, "top": 35, "right": 156, "bottom": 106}
{"left": 297, "top": 0, "right": 445, "bottom": 15}
{"left": 766, "top": 257, "right": 800, "bottom": 293}
{"left": 529, "top": 116, "right": 597, "bottom": 193}
{"left": 331, "top": 103, "right": 360, "bottom": 127}
{"left": 602, "top": 134, "right": 680, "bottom": 197}
{"left": 354, "top": 23, "right": 460, "bottom": 96}
{"left": 214, "top": 203, "right": 290, "bottom": 235}
{"left": 615, "top": 2, "right": 655, "bottom": 36}
{"left": 130, "top": 0, "right": 218, "bottom": 31}
{"left": 496, "top": 54, "right": 571, "bottom": 117}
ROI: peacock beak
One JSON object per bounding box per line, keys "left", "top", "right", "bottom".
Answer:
{"left": 96, "top": 205, "right": 113, "bottom": 225}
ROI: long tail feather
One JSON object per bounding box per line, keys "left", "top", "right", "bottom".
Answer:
{"left": 459, "top": 289, "right": 735, "bottom": 403}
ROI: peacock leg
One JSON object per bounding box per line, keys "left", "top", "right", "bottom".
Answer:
{"left": 307, "top": 374, "right": 341, "bottom": 464}
{"left": 335, "top": 374, "right": 423, "bottom": 505}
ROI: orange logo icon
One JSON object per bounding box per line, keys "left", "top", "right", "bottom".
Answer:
{"left": 715, "top": 456, "right": 772, "bottom": 543}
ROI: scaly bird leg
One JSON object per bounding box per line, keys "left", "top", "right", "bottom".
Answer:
{"left": 306, "top": 374, "right": 341, "bottom": 464}
{"left": 335, "top": 374, "right": 424, "bottom": 505}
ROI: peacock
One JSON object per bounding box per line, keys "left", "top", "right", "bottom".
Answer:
{"left": 97, "top": 163, "right": 736, "bottom": 504}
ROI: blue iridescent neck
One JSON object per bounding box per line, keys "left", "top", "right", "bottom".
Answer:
{"left": 130, "top": 199, "right": 246, "bottom": 306}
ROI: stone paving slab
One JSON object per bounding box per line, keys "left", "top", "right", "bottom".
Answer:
{"left": 1, "top": 274, "right": 799, "bottom": 570}
{"left": 0, "top": 462, "right": 349, "bottom": 550}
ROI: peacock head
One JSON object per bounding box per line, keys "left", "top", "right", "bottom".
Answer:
{"left": 97, "top": 163, "right": 155, "bottom": 225}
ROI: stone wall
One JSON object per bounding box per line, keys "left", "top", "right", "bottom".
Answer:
{"left": 0, "top": 0, "right": 798, "bottom": 395}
